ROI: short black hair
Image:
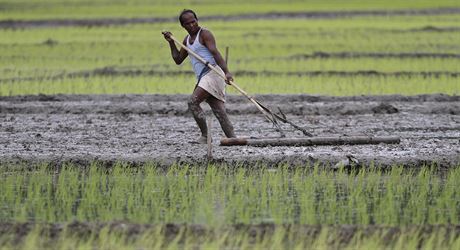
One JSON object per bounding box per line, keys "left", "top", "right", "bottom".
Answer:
{"left": 179, "top": 9, "right": 198, "bottom": 25}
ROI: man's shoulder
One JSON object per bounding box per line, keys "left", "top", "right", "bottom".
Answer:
{"left": 200, "top": 28, "right": 213, "bottom": 35}
{"left": 200, "top": 28, "right": 214, "bottom": 40}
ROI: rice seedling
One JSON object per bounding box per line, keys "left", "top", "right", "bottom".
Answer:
{"left": 1, "top": 163, "right": 459, "bottom": 226}
{"left": 1, "top": 12, "right": 459, "bottom": 96}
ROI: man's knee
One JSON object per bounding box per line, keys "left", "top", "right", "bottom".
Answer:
{"left": 212, "top": 106, "right": 230, "bottom": 120}
{"left": 188, "top": 97, "right": 197, "bottom": 109}
{"left": 209, "top": 101, "right": 225, "bottom": 112}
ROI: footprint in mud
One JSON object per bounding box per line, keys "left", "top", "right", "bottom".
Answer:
{"left": 188, "top": 138, "right": 209, "bottom": 145}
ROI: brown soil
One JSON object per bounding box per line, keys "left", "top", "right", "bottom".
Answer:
{"left": 2, "top": 68, "right": 458, "bottom": 84}
{"left": 1, "top": 222, "right": 459, "bottom": 248}
{"left": 0, "top": 94, "right": 458, "bottom": 169}
{"left": 287, "top": 52, "right": 460, "bottom": 60}
{"left": 1, "top": 8, "right": 459, "bottom": 28}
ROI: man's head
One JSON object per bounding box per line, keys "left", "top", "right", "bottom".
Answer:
{"left": 179, "top": 9, "right": 199, "bottom": 33}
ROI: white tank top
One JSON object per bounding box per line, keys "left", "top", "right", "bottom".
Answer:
{"left": 186, "top": 28, "right": 216, "bottom": 79}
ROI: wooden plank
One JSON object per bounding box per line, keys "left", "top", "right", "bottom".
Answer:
{"left": 220, "top": 136, "right": 400, "bottom": 147}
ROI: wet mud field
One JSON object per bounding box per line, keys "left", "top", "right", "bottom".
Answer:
{"left": 0, "top": 94, "right": 459, "bottom": 169}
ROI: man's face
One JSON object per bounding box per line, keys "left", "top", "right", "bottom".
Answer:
{"left": 181, "top": 12, "right": 199, "bottom": 34}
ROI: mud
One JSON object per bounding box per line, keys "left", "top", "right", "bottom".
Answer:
{"left": 1, "top": 222, "right": 459, "bottom": 248}
{"left": 0, "top": 94, "right": 458, "bottom": 169}
{"left": 1, "top": 67, "right": 458, "bottom": 84}
{"left": 287, "top": 52, "right": 460, "bottom": 60}
{"left": 1, "top": 8, "right": 460, "bottom": 29}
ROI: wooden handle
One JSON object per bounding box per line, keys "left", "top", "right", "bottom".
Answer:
{"left": 221, "top": 136, "right": 401, "bottom": 147}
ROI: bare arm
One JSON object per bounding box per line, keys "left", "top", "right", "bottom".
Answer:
{"left": 201, "top": 29, "right": 233, "bottom": 83}
{"left": 162, "top": 31, "right": 188, "bottom": 65}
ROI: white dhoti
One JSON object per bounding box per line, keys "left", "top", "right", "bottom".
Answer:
{"left": 197, "top": 66, "right": 227, "bottom": 102}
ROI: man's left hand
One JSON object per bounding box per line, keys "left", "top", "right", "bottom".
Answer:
{"left": 225, "top": 72, "right": 233, "bottom": 85}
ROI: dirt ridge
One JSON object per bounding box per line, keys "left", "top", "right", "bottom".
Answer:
{"left": 0, "top": 94, "right": 459, "bottom": 116}
{"left": 1, "top": 8, "right": 460, "bottom": 28}
{"left": 1, "top": 222, "right": 459, "bottom": 247}
{"left": 287, "top": 52, "right": 460, "bottom": 60}
{"left": 1, "top": 68, "right": 459, "bottom": 84}
{"left": 2, "top": 93, "right": 457, "bottom": 102}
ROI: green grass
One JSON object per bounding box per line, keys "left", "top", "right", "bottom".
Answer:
{"left": 1, "top": 14, "right": 459, "bottom": 96}
{"left": 2, "top": 73, "right": 457, "bottom": 96}
{"left": 0, "top": 1, "right": 459, "bottom": 96}
{"left": 1, "top": 163, "right": 459, "bottom": 226}
{"left": 1, "top": 0, "right": 459, "bottom": 20}
{"left": 1, "top": 163, "right": 460, "bottom": 249}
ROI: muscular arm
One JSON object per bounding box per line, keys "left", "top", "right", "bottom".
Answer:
{"left": 162, "top": 31, "right": 188, "bottom": 65}
{"left": 201, "top": 29, "right": 233, "bottom": 82}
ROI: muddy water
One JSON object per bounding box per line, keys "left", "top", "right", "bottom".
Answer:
{"left": 0, "top": 94, "right": 458, "bottom": 168}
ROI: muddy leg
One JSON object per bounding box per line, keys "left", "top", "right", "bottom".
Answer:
{"left": 188, "top": 87, "right": 210, "bottom": 137}
{"left": 208, "top": 97, "right": 236, "bottom": 138}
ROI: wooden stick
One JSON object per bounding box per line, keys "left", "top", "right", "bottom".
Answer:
{"left": 220, "top": 136, "right": 400, "bottom": 147}
{"left": 207, "top": 117, "right": 212, "bottom": 161}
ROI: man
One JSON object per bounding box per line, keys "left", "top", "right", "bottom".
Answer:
{"left": 162, "top": 9, "right": 236, "bottom": 144}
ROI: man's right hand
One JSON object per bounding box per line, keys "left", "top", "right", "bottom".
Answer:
{"left": 162, "top": 31, "right": 173, "bottom": 42}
